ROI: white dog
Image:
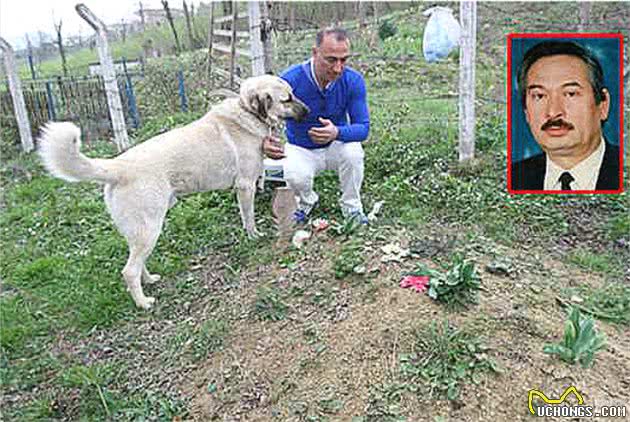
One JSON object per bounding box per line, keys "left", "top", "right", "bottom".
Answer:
{"left": 38, "top": 75, "right": 308, "bottom": 309}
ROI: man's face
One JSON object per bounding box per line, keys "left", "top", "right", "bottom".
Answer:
{"left": 312, "top": 35, "right": 350, "bottom": 87}
{"left": 524, "top": 54, "right": 609, "bottom": 161}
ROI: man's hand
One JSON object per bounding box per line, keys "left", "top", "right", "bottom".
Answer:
{"left": 262, "top": 136, "right": 286, "bottom": 159}
{"left": 308, "top": 117, "right": 339, "bottom": 145}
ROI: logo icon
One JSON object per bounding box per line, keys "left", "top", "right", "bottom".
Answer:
{"left": 528, "top": 386, "right": 584, "bottom": 415}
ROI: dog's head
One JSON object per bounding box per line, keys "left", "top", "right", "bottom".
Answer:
{"left": 239, "top": 75, "right": 309, "bottom": 125}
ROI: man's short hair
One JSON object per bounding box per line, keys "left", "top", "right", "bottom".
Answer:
{"left": 315, "top": 27, "right": 349, "bottom": 47}
{"left": 517, "top": 40, "right": 606, "bottom": 108}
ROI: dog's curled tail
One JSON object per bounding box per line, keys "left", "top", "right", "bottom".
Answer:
{"left": 38, "top": 122, "right": 118, "bottom": 184}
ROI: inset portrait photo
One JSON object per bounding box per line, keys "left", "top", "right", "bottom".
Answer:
{"left": 507, "top": 33, "right": 624, "bottom": 194}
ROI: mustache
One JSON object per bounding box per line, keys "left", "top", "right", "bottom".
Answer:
{"left": 541, "top": 118, "right": 574, "bottom": 131}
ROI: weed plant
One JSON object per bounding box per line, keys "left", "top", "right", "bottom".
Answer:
{"left": 400, "top": 320, "right": 499, "bottom": 400}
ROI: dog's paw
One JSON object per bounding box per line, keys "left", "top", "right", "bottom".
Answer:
{"left": 136, "top": 296, "right": 156, "bottom": 310}
{"left": 143, "top": 273, "right": 162, "bottom": 284}
{"left": 247, "top": 227, "right": 264, "bottom": 239}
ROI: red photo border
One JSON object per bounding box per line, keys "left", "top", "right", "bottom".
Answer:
{"left": 507, "top": 32, "right": 624, "bottom": 195}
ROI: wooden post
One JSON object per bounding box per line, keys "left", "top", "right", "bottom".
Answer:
{"left": 248, "top": 1, "right": 265, "bottom": 77}
{"left": 0, "top": 37, "right": 34, "bottom": 153}
{"left": 229, "top": 2, "right": 238, "bottom": 89}
{"left": 75, "top": 3, "right": 130, "bottom": 151}
{"left": 458, "top": 1, "right": 476, "bottom": 162}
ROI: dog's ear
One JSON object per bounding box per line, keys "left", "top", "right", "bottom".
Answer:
{"left": 251, "top": 93, "right": 272, "bottom": 120}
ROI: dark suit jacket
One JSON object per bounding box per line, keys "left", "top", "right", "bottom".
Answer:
{"left": 511, "top": 143, "right": 621, "bottom": 191}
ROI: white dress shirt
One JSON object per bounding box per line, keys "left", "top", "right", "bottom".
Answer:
{"left": 544, "top": 138, "right": 605, "bottom": 190}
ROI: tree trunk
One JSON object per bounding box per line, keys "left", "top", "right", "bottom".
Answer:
{"left": 121, "top": 19, "right": 127, "bottom": 43}
{"left": 288, "top": 3, "right": 296, "bottom": 31}
{"left": 333, "top": 3, "right": 341, "bottom": 26}
{"left": 139, "top": 1, "right": 146, "bottom": 32}
{"left": 183, "top": 0, "right": 195, "bottom": 50}
{"left": 372, "top": 1, "right": 379, "bottom": 24}
{"left": 260, "top": 0, "right": 274, "bottom": 74}
{"left": 54, "top": 20, "right": 68, "bottom": 76}
{"left": 358, "top": 1, "right": 367, "bottom": 29}
{"left": 161, "top": 0, "right": 182, "bottom": 55}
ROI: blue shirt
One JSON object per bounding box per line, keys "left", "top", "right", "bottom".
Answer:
{"left": 280, "top": 60, "right": 370, "bottom": 149}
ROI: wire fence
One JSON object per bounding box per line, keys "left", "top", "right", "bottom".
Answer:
{"left": 1, "top": 2, "right": 628, "bottom": 148}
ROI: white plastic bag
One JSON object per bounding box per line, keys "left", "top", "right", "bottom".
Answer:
{"left": 422, "top": 6, "right": 461, "bottom": 63}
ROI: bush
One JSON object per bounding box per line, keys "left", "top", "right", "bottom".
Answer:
{"left": 378, "top": 20, "right": 397, "bottom": 41}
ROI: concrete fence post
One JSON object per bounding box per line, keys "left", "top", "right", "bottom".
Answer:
{"left": 0, "top": 37, "right": 34, "bottom": 153}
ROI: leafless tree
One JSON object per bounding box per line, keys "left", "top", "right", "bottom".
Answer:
{"left": 53, "top": 19, "right": 68, "bottom": 76}
{"left": 357, "top": 1, "right": 367, "bottom": 29}
{"left": 161, "top": 0, "right": 182, "bottom": 55}
{"left": 288, "top": 3, "right": 296, "bottom": 31}
{"left": 138, "top": 1, "right": 146, "bottom": 32}
{"left": 121, "top": 19, "right": 127, "bottom": 43}
{"left": 183, "top": 0, "right": 195, "bottom": 50}
{"left": 260, "top": 1, "right": 274, "bottom": 74}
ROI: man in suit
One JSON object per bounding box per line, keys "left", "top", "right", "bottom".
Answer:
{"left": 511, "top": 41, "right": 620, "bottom": 191}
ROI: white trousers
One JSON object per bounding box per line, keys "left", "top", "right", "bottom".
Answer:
{"left": 284, "top": 141, "right": 365, "bottom": 216}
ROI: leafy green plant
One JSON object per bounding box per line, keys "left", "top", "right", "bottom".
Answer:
{"left": 543, "top": 306, "right": 607, "bottom": 368}
{"left": 361, "top": 383, "right": 406, "bottom": 421}
{"left": 333, "top": 240, "right": 365, "bottom": 279}
{"left": 378, "top": 20, "right": 397, "bottom": 41}
{"left": 58, "top": 364, "right": 116, "bottom": 418}
{"left": 331, "top": 215, "right": 364, "bottom": 238}
{"left": 253, "top": 286, "right": 288, "bottom": 321}
{"left": 400, "top": 320, "right": 499, "bottom": 400}
{"left": 417, "top": 256, "right": 481, "bottom": 308}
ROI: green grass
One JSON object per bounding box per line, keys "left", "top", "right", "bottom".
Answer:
{"left": 561, "top": 283, "right": 630, "bottom": 325}
{"left": 167, "top": 318, "right": 229, "bottom": 362}
{"left": 333, "top": 239, "right": 365, "bottom": 279}
{"left": 0, "top": 112, "right": 278, "bottom": 419}
{"left": 2, "top": 3, "right": 628, "bottom": 419}
{"left": 360, "top": 383, "right": 406, "bottom": 422}
{"left": 400, "top": 320, "right": 500, "bottom": 400}
{"left": 568, "top": 250, "right": 612, "bottom": 273}
{"left": 253, "top": 286, "right": 289, "bottom": 321}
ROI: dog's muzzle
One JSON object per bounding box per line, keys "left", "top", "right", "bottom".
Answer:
{"left": 293, "top": 101, "right": 310, "bottom": 122}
